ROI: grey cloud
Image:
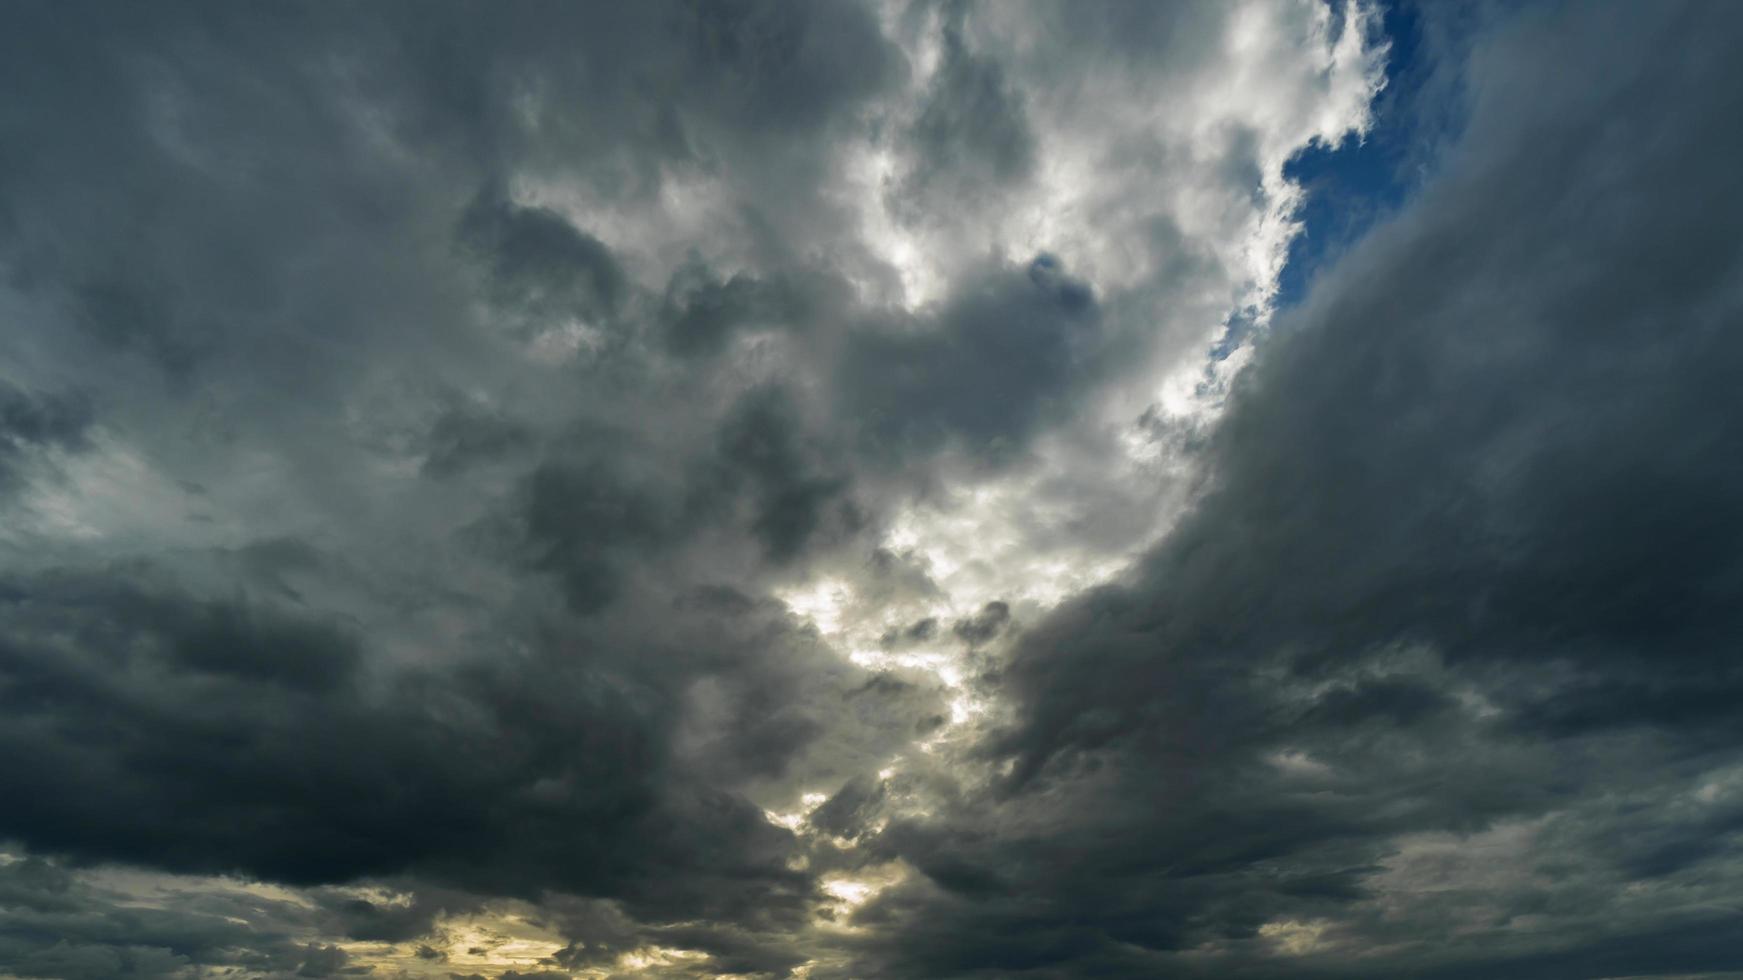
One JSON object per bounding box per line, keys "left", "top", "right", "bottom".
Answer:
{"left": 714, "top": 384, "right": 857, "bottom": 563}
{"left": 660, "top": 257, "right": 832, "bottom": 358}
{"left": 0, "top": 0, "right": 900, "bottom": 408}
{"left": 5, "top": 0, "right": 1738, "bottom": 977}
{"left": 951, "top": 600, "right": 1009, "bottom": 647}
{"left": 0, "top": 853, "right": 327, "bottom": 980}
{"left": 880, "top": 616, "right": 938, "bottom": 648}
{"left": 516, "top": 455, "right": 690, "bottom": 614}
{"left": 841, "top": 254, "right": 1100, "bottom": 464}
{"left": 508, "top": 388, "right": 859, "bottom": 614}
{"left": 836, "top": 1, "right": 1743, "bottom": 976}
{"left": 808, "top": 774, "right": 885, "bottom": 840}
{"left": 0, "top": 0, "right": 929, "bottom": 975}
{"left": 0, "top": 383, "right": 91, "bottom": 496}
{"left": 1008, "top": 1, "right": 1227, "bottom": 82}
{"left": 860, "top": 547, "right": 945, "bottom": 605}
{"left": 0, "top": 566, "right": 845, "bottom": 931}
{"left": 457, "top": 187, "right": 628, "bottom": 332}
{"left": 73, "top": 281, "right": 204, "bottom": 383}
{"left": 896, "top": 6, "right": 1036, "bottom": 212}
{"left": 293, "top": 943, "right": 354, "bottom": 978}
{"left": 676, "top": 0, "right": 901, "bottom": 142}
{"left": 421, "top": 403, "right": 536, "bottom": 479}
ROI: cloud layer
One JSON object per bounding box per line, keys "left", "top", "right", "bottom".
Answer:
{"left": 4, "top": 1, "right": 1742, "bottom": 978}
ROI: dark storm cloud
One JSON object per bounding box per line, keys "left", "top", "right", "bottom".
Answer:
{"left": 458, "top": 187, "right": 628, "bottom": 331}
{"left": 507, "top": 390, "right": 858, "bottom": 614}
{"left": 0, "top": 564, "right": 856, "bottom": 932}
{"left": 659, "top": 257, "right": 832, "bottom": 358}
{"left": 841, "top": 254, "right": 1100, "bottom": 464}
{"left": 5, "top": 0, "right": 1738, "bottom": 976}
{"left": 0, "top": 0, "right": 901, "bottom": 396}
{"left": 420, "top": 403, "right": 535, "bottom": 479}
{"left": 713, "top": 385, "right": 857, "bottom": 563}
{"left": 0, "top": 0, "right": 925, "bottom": 953}
{"left": 72, "top": 282, "right": 204, "bottom": 383}
{"left": 516, "top": 454, "right": 692, "bottom": 614}
{"left": 809, "top": 774, "right": 886, "bottom": 841}
{"left": 837, "top": 1, "right": 1743, "bottom": 976}
{"left": 0, "top": 0, "right": 1085, "bottom": 976}
{"left": 0, "top": 383, "right": 91, "bottom": 496}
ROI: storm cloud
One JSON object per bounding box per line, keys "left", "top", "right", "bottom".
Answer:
{"left": 3, "top": 0, "right": 1739, "bottom": 978}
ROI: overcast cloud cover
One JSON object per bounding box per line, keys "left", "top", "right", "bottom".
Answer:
{"left": 2, "top": 0, "right": 1742, "bottom": 977}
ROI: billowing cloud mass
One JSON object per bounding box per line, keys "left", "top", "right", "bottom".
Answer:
{"left": 2, "top": 0, "right": 1741, "bottom": 977}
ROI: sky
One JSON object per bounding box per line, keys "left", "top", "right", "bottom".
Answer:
{"left": 2, "top": 1, "right": 1742, "bottom": 977}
